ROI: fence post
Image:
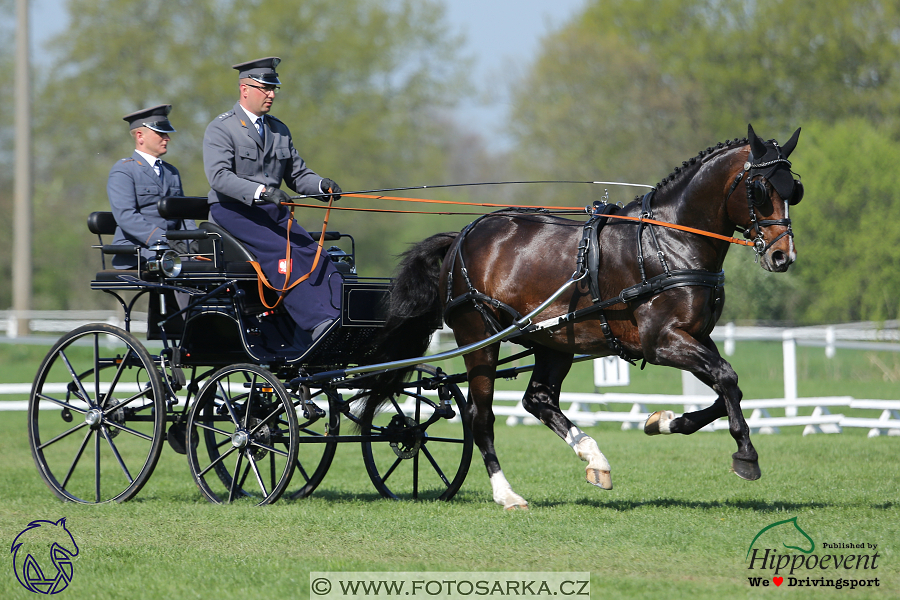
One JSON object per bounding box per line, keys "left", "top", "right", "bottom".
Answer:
{"left": 724, "top": 321, "right": 735, "bottom": 356}
{"left": 783, "top": 330, "right": 797, "bottom": 417}
{"left": 825, "top": 326, "right": 836, "bottom": 358}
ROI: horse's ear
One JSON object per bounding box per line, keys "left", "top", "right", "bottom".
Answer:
{"left": 781, "top": 127, "right": 801, "bottom": 158}
{"left": 748, "top": 124, "right": 767, "bottom": 159}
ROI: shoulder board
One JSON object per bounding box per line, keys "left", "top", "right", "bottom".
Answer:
{"left": 119, "top": 158, "right": 135, "bottom": 163}
{"left": 217, "top": 110, "right": 235, "bottom": 120}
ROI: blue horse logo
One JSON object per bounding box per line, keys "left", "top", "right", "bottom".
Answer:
{"left": 11, "top": 518, "right": 79, "bottom": 594}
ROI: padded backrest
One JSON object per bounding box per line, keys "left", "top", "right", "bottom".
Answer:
{"left": 88, "top": 212, "right": 117, "bottom": 235}
{"left": 157, "top": 196, "right": 210, "bottom": 220}
{"left": 199, "top": 222, "right": 257, "bottom": 262}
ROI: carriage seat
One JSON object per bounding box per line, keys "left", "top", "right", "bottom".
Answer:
{"left": 89, "top": 197, "right": 350, "bottom": 284}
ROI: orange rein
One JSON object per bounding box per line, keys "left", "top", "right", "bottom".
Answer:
{"left": 249, "top": 195, "right": 335, "bottom": 310}
{"left": 284, "top": 193, "right": 755, "bottom": 248}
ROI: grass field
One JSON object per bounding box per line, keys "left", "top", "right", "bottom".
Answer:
{"left": 1, "top": 340, "right": 898, "bottom": 599}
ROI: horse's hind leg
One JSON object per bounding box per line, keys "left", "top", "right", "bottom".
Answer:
{"left": 521, "top": 348, "right": 612, "bottom": 490}
{"left": 461, "top": 343, "right": 529, "bottom": 510}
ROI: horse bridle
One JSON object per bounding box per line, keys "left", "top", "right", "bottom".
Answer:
{"left": 726, "top": 142, "right": 803, "bottom": 259}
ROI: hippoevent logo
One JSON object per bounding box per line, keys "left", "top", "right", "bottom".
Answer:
{"left": 746, "top": 517, "right": 880, "bottom": 590}
{"left": 11, "top": 518, "right": 79, "bottom": 594}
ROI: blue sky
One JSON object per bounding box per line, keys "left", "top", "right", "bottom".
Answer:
{"left": 22, "top": 0, "right": 587, "bottom": 150}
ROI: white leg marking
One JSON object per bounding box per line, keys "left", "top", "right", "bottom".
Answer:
{"left": 657, "top": 410, "right": 675, "bottom": 434}
{"left": 565, "top": 426, "right": 611, "bottom": 471}
{"left": 565, "top": 426, "right": 613, "bottom": 489}
{"left": 489, "top": 470, "right": 528, "bottom": 510}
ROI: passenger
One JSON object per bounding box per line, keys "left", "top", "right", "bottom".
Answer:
{"left": 107, "top": 104, "right": 196, "bottom": 269}
{"left": 202, "top": 56, "right": 343, "bottom": 343}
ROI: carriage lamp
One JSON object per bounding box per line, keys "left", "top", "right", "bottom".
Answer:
{"left": 147, "top": 246, "right": 183, "bottom": 278}
{"left": 328, "top": 245, "right": 356, "bottom": 274}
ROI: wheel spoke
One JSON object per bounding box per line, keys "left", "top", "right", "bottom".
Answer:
{"left": 217, "top": 380, "right": 242, "bottom": 426}
{"left": 59, "top": 349, "right": 94, "bottom": 408}
{"left": 103, "top": 421, "right": 153, "bottom": 442}
{"left": 38, "top": 421, "right": 89, "bottom": 451}
{"left": 94, "top": 427, "right": 101, "bottom": 503}
{"left": 248, "top": 454, "right": 269, "bottom": 498}
{"left": 34, "top": 392, "right": 88, "bottom": 414}
{"left": 380, "top": 456, "right": 403, "bottom": 483}
{"left": 248, "top": 441, "right": 289, "bottom": 458}
{"left": 197, "top": 444, "right": 237, "bottom": 478}
{"left": 420, "top": 445, "right": 450, "bottom": 487}
{"left": 60, "top": 429, "right": 93, "bottom": 488}
{"left": 101, "top": 427, "right": 134, "bottom": 484}
{"left": 228, "top": 452, "right": 244, "bottom": 502}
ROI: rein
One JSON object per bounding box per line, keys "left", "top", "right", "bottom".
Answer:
{"left": 249, "top": 196, "right": 335, "bottom": 310}
{"left": 284, "top": 194, "right": 756, "bottom": 248}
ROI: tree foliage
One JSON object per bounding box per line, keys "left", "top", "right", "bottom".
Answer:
{"left": 789, "top": 119, "right": 900, "bottom": 323}
{"left": 508, "top": 0, "right": 900, "bottom": 324}
{"left": 29, "top": 0, "right": 468, "bottom": 308}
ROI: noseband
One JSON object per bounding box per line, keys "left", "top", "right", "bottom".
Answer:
{"left": 726, "top": 143, "right": 797, "bottom": 259}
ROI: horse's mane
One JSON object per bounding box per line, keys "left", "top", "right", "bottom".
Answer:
{"left": 634, "top": 138, "right": 749, "bottom": 202}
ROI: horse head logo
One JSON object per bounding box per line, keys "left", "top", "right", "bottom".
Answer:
{"left": 746, "top": 516, "right": 815, "bottom": 559}
{"left": 11, "top": 518, "right": 79, "bottom": 594}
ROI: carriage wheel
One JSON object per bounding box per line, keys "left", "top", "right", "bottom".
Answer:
{"left": 186, "top": 364, "right": 298, "bottom": 505}
{"left": 361, "top": 364, "right": 472, "bottom": 500}
{"left": 28, "top": 324, "right": 166, "bottom": 504}
{"left": 286, "top": 386, "right": 340, "bottom": 500}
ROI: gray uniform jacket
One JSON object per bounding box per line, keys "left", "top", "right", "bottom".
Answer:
{"left": 203, "top": 102, "right": 322, "bottom": 205}
{"left": 107, "top": 151, "right": 194, "bottom": 269}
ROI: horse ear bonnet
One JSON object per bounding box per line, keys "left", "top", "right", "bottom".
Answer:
{"left": 747, "top": 124, "right": 801, "bottom": 205}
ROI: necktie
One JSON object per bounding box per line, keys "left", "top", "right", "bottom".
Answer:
{"left": 256, "top": 117, "right": 265, "bottom": 143}
{"left": 156, "top": 160, "right": 164, "bottom": 182}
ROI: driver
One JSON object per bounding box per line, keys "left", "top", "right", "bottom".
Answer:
{"left": 202, "top": 57, "right": 343, "bottom": 343}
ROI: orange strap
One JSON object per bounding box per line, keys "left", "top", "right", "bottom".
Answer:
{"left": 250, "top": 195, "right": 335, "bottom": 310}
{"left": 286, "top": 194, "right": 755, "bottom": 248}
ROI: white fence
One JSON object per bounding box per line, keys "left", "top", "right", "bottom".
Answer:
{"left": 4, "top": 315, "right": 900, "bottom": 437}
{"left": 1, "top": 310, "right": 148, "bottom": 337}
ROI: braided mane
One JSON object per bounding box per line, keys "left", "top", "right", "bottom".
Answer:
{"left": 635, "top": 138, "right": 749, "bottom": 202}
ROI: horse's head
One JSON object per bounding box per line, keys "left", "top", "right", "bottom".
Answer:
{"left": 727, "top": 124, "right": 803, "bottom": 272}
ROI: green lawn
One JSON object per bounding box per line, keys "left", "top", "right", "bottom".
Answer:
{"left": 1, "top": 339, "right": 898, "bottom": 599}
{"left": 1, "top": 410, "right": 897, "bottom": 599}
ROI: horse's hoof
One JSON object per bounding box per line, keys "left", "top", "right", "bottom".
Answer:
{"left": 586, "top": 468, "right": 612, "bottom": 490}
{"left": 644, "top": 410, "right": 674, "bottom": 435}
{"left": 731, "top": 457, "right": 762, "bottom": 481}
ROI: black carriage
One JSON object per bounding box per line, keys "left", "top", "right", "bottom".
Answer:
{"left": 27, "top": 197, "right": 473, "bottom": 505}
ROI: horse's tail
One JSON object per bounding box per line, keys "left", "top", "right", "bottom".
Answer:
{"left": 358, "top": 231, "right": 458, "bottom": 426}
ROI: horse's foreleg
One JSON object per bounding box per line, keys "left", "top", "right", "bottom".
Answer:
{"left": 521, "top": 348, "right": 612, "bottom": 490}
{"left": 462, "top": 344, "right": 529, "bottom": 510}
{"left": 642, "top": 331, "right": 760, "bottom": 480}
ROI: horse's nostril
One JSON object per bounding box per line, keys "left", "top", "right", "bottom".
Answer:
{"left": 771, "top": 250, "right": 790, "bottom": 269}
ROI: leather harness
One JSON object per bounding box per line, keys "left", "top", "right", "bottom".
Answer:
{"left": 442, "top": 198, "right": 725, "bottom": 364}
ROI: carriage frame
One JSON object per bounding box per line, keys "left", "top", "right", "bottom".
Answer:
{"left": 27, "top": 196, "right": 491, "bottom": 505}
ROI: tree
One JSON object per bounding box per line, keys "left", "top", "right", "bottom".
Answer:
{"left": 30, "top": 0, "right": 469, "bottom": 308}
{"left": 789, "top": 119, "right": 900, "bottom": 323}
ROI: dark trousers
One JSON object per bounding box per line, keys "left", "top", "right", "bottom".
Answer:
{"left": 210, "top": 201, "right": 341, "bottom": 331}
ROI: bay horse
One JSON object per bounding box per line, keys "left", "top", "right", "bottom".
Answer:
{"left": 362, "top": 124, "right": 803, "bottom": 509}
